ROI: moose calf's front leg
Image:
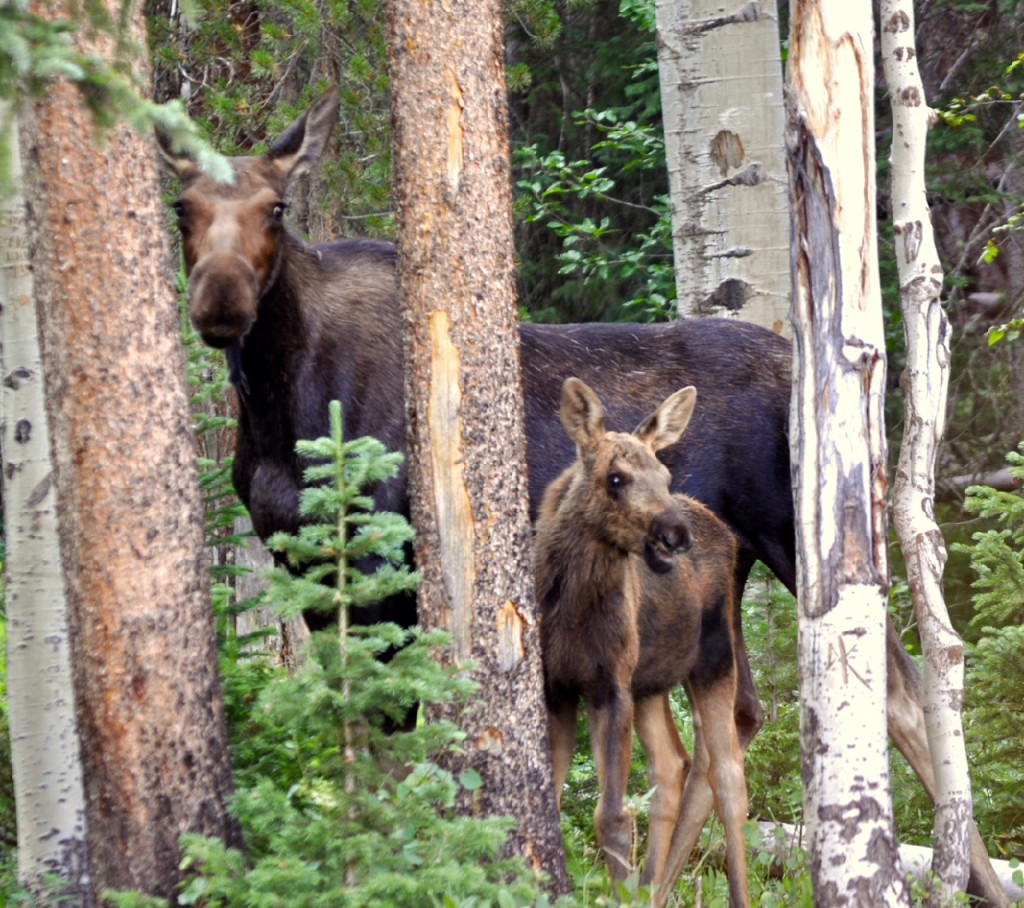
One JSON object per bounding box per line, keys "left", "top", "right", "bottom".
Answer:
{"left": 588, "top": 691, "right": 636, "bottom": 880}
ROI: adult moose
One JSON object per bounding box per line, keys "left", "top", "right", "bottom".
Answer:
{"left": 156, "top": 88, "right": 1007, "bottom": 905}
{"left": 536, "top": 378, "right": 749, "bottom": 907}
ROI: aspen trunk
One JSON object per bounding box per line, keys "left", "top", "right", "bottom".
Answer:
{"left": 786, "top": 1, "right": 911, "bottom": 903}
{"left": 0, "top": 100, "right": 91, "bottom": 905}
{"left": 20, "top": 2, "right": 242, "bottom": 901}
{"left": 881, "top": 4, "right": 1001, "bottom": 905}
{"left": 386, "top": 0, "right": 570, "bottom": 893}
{"left": 656, "top": 0, "right": 791, "bottom": 333}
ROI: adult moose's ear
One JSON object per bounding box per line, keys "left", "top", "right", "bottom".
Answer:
{"left": 634, "top": 385, "right": 697, "bottom": 454}
{"left": 559, "top": 377, "right": 607, "bottom": 454}
{"left": 155, "top": 127, "right": 199, "bottom": 183}
{"left": 267, "top": 86, "right": 341, "bottom": 180}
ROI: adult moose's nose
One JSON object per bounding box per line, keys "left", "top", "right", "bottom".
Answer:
{"left": 188, "top": 253, "right": 259, "bottom": 347}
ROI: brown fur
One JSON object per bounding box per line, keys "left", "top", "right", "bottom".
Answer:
{"left": 535, "top": 378, "right": 750, "bottom": 907}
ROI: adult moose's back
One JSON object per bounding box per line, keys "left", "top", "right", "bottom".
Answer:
{"left": 156, "top": 88, "right": 1008, "bottom": 905}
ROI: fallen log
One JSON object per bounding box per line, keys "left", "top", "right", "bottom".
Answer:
{"left": 753, "top": 822, "right": 1024, "bottom": 903}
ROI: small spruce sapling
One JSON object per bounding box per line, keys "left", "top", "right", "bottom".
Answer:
{"left": 953, "top": 444, "right": 1024, "bottom": 860}
{"left": 167, "top": 401, "right": 543, "bottom": 906}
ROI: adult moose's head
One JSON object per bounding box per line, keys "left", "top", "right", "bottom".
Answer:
{"left": 156, "top": 88, "right": 341, "bottom": 349}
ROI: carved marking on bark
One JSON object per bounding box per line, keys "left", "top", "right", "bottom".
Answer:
{"left": 445, "top": 66, "right": 465, "bottom": 198}
{"left": 428, "top": 310, "right": 475, "bottom": 663}
{"left": 496, "top": 599, "right": 529, "bottom": 672}
{"left": 827, "top": 632, "right": 872, "bottom": 690}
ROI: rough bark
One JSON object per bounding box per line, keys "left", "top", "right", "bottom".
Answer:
{"left": 19, "top": 3, "right": 242, "bottom": 902}
{"left": 386, "top": 0, "right": 570, "bottom": 895}
{"left": 786, "top": 1, "right": 911, "bottom": 904}
{"left": 0, "top": 100, "right": 91, "bottom": 905}
{"left": 881, "top": 4, "right": 972, "bottom": 904}
{"left": 656, "top": 0, "right": 791, "bottom": 334}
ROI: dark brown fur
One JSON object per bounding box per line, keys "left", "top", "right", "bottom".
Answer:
{"left": 535, "top": 378, "right": 749, "bottom": 906}
{"left": 157, "top": 91, "right": 1007, "bottom": 905}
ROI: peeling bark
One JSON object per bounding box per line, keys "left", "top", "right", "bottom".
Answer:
{"left": 786, "top": 1, "right": 910, "bottom": 903}
{"left": 386, "top": 0, "right": 570, "bottom": 893}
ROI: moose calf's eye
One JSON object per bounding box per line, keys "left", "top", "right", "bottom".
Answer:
{"left": 271, "top": 201, "right": 289, "bottom": 221}
{"left": 606, "top": 472, "right": 625, "bottom": 497}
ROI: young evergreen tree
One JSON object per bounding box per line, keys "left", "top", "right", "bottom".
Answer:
{"left": 956, "top": 445, "right": 1024, "bottom": 864}
{"left": 165, "top": 402, "right": 546, "bottom": 906}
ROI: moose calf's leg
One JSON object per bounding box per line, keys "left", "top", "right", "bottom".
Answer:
{"left": 654, "top": 695, "right": 717, "bottom": 908}
{"left": 695, "top": 679, "right": 750, "bottom": 908}
{"left": 588, "top": 695, "right": 636, "bottom": 880}
{"left": 547, "top": 699, "right": 579, "bottom": 809}
{"left": 635, "top": 693, "right": 691, "bottom": 890}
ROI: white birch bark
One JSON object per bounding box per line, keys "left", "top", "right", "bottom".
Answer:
{"left": 0, "top": 101, "right": 91, "bottom": 903}
{"left": 881, "top": 5, "right": 971, "bottom": 904}
{"left": 655, "top": 0, "right": 790, "bottom": 334}
{"left": 786, "top": 2, "right": 910, "bottom": 903}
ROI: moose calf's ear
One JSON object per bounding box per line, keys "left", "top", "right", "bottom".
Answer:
{"left": 634, "top": 385, "right": 697, "bottom": 453}
{"left": 559, "top": 377, "right": 607, "bottom": 453}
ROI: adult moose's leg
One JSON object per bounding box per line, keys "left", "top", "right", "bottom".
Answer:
{"left": 587, "top": 691, "right": 636, "bottom": 880}
{"left": 730, "top": 551, "right": 766, "bottom": 749}
{"left": 635, "top": 692, "right": 691, "bottom": 890}
{"left": 885, "top": 620, "right": 1008, "bottom": 907}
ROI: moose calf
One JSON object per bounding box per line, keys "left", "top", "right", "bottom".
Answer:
{"left": 535, "top": 377, "right": 749, "bottom": 908}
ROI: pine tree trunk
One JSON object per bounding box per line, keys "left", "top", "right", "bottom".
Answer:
{"left": 20, "top": 2, "right": 242, "bottom": 902}
{"left": 656, "top": 0, "right": 791, "bottom": 333}
{"left": 786, "top": 1, "right": 911, "bottom": 903}
{"left": 386, "top": 0, "right": 570, "bottom": 894}
{"left": 0, "top": 100, "right": 91, "bottom": 905}
{"left": 881, "top": 5, "right": 1003, "bottom": 905}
